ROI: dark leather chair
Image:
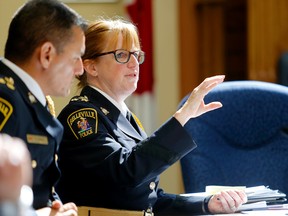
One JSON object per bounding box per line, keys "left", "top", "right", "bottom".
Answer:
{"left": 178, "top": 80, "right": 288, "bottom": 195}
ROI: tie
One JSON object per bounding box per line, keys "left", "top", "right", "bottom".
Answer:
{"left": 126, "top": 111, "right": 145, "bottom": 133}
{"left": 126, "top": 111, "right": 140, "bottom": 133}
{"left": 126, "top": 111, "right": 131, "bottom": 122}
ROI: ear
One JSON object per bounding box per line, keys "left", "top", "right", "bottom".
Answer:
{"left": 83, "top": 59, "right": 98, "bottom": 76}
{"left": 39, "top": 42, "right": 56, "bottom": 69}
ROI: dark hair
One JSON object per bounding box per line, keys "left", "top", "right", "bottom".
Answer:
{"left": 4, "top": 0, "right": 87, "bottom": 62}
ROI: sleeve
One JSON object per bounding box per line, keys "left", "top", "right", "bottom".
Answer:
{"left": 58, "top": 102, "right": 197, "bottom": 187}
{"left": 153, "top": 189, "right": 212, "bottom": 215}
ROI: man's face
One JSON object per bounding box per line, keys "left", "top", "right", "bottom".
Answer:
{"left": 47, "top": 26, "right": 85, "bottom": 97}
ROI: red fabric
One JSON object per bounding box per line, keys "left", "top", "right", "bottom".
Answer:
{"left": 126, "top": 0, "right": 154, "bottom": 94}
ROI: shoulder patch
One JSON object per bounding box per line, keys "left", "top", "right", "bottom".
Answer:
{"left": 0, "top": 97, "right": 13, "bottom": 131}
{"left": 67, "top": 108, "right": 98, "bottom": 139}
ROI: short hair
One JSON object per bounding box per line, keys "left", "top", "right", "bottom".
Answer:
{"left": 77, "top": 17, "right": 141, "bottom": 89}
{"left": 4, "top": 0, "right": 87, "bottom": 63}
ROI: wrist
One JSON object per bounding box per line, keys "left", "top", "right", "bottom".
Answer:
{"left": 202, "top": 195, "right": 212, "bottom": 214}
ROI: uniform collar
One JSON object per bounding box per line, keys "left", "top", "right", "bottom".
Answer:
{"left": 1, "top": 58, "right": 46, "bottom": 106}
{"left": 88, "top": 85, "right": 130, "bottom": 118}
{"left": 81, "top": 86, "right": 147, "bottom": 140}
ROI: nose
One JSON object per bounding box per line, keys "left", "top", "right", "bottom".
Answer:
{"left": 74, "top": 57, "right": 84, "bottom": 76}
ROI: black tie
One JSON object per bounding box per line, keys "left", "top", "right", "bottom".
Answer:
{"left": 126, "top": 112, "right": 140, "bottom": 133}
{"left": 126, "top": 111, "right": 131, "bottom": 122}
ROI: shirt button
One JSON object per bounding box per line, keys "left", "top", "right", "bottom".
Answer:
{"left": 149, "top": 182, "right": 156, "bottom": 190}
{"left": 31, "top": 160, "right": 37, "bottom": 168}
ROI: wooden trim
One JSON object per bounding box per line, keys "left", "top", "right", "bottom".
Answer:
{"left": 178, "top": 0, "right": 201, "bottom": 100}
{"left": 78, "top": 206, "right": 145, "bottom": 216}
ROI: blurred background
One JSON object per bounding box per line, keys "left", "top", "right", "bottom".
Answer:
{"left": 1, "top": 0, "right": 288, "bottom": 195}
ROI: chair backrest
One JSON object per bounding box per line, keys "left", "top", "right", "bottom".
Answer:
{"left": 178, "top": 80, "right": 288, "bottom": 195}
{"left": 278, "top": 52, "right": 288, "bottom": 86}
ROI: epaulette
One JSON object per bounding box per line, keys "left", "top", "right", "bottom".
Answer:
{"left": 0, "top": 77, "right": 15, "bottom": 90}
{"left": 70, "top": 95, "right": 89, "bottom": 102}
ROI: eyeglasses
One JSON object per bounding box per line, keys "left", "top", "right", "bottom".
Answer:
{"left": 92, "top": 49, "right": 145, "bottom": 64}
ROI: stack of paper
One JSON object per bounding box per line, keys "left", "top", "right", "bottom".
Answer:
{"left": 245, "top": 185, "right": 286, "bottom": 204}
{"left": 180, "top": 185, "right": 287, "bottom": 212}
{"left": 240, "top": 185, "right": 286, "bottom": 211}
{"left": 205, "top": 185, "right": 287, "bottom": 211}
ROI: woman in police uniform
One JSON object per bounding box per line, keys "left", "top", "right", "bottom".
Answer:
{"left": 56, "top": 18, "right": 247, "bottom": 215}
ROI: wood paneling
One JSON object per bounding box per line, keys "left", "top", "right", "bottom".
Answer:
{"left": 197, "top": 0, "right": 225, "bottom": 81}
{"left": 248, "top": 0, "right": 288, "bottom": 82}
{"left": 179, "top": 0, "right": 288, "bottom": 99}
{"left": 179, "top": 0, "right": 201, "bottom": 97}
{"left": 179, "top": 0, "right": 247, "bottom": 99}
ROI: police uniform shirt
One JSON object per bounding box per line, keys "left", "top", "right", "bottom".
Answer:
{"left": 0, "top": 58, "right": 63, "bottom": 209}
{"left": 56, "top": 86, "right": 210, "bottom": 215}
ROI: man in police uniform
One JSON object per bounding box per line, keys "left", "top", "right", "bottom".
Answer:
{"left": 0, "top": 0, "right": 87, "bottom": 215}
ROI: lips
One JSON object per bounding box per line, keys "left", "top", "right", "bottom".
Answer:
{"left": 126, "top": 72, "right": 138, "bottom": 77}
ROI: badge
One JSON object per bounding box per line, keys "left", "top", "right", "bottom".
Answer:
{"left": 0, "top": 78, "right": 5, "bottom": 84}
{"left": 26, "top": 134, "right": 48, "bottom": 145}
{"left": 5, "top": 77, "right": 15, "bottom": 90}
{"left": 28, "top": 92, "right": 37, "bottom": 103}
{"left": 67, "top": 108, "right": 98, "bottom": 139}
{"left": 0, "top": 98, "right": 13, "bottom": 131}
{"left": 70, "top": 95, "right": 89, "bottom": 102}
{"left": 0, "top": 77, "right": 15, "bottom": 90}
{"left": 100, "top": 107, "right": 109, "bottom": 115}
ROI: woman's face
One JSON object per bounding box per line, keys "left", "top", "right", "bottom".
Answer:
{"left": 92, "top": 34, "right": 140, "bottom": 103}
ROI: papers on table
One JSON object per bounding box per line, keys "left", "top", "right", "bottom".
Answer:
{"left": 241, "top": 185, "right": 286, "bottom": 211}
{"left": 205, "top": 185, "right": 246, "bottom": 195}
{"left": 206, "top": 185, "right": 287, "bottom": 211}
{"left": 181, "top": 185, "right": 287, "bottom": 212}
{"left": 245, "top": 185, "right": 286, "bottom": 204}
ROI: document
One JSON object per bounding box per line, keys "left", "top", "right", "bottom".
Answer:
{"left": 244, "top": 185, "right": 286, "bottom": 204}
{"left": 181, "top": 185, "right": 287, "bottom": 212}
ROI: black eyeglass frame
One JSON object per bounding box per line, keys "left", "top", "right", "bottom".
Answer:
{"left": 91, "top": 49, "right": 145, "bottom": 64}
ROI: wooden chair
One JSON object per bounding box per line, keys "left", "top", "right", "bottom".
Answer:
{"left": 78, "top": 206, "right": 147, "bottom": 216}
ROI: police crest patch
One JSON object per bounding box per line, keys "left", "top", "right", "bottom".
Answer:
{"left": 0, "top": 98, "right": 13, "bottom": 131}
{"left": 67, "top": 108, "right": 98, "bottom": 139}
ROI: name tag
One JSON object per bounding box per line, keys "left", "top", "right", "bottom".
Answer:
{"left": 27, "top": 134, "right": 48, "bottom": 145}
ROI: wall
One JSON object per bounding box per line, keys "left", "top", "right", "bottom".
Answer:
{"left": 153, "top": 0, "right": 184, "bottom": 194}
{"left": 0, "top": 0, "right": 184, "bottom": 194}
